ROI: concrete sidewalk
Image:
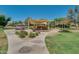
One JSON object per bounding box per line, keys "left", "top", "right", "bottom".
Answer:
{"left": 4, "top": 29, "right": 49, "bottom": 54}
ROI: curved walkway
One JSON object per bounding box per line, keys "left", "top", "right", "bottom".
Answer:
{"left": 4, "top": 29, "right": 49, "bottom": 54}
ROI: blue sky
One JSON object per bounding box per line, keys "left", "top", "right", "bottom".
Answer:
{"left": 0, "top": 5, "right": 75, "bottom": 21}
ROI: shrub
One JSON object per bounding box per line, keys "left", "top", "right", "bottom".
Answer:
{"left": 19, "top": 33, "right": 26, "bottom": 38}
{"left": 59, "top": 29, "right": 71, "bottom": 33}
{"left": 20, "top": 31, "right": 28, "bottom": 35}
{"left": 29, "top": 32, "right": 36, "bottom": 38}
{"left": 15, "top": 30, "right": 28, "bottom": 38}
{"left": 36, "top": 32, "right": 39, "bottom": 36}
{"left": 15, "top": 31, "right": 20, "bottom": 35}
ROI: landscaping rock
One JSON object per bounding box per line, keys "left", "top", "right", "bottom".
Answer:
{"left": 19, "top": 46, "right": 32, "bottom": 53}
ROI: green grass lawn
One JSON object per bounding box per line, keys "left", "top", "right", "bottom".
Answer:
{"left": 45, "top": 32, "right": 79, "bottom": 54}
{"left": 0, "top": 28, "right": 8, "bottom": 54}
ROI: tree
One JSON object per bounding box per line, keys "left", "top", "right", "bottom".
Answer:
{"left": 0, "top": 15, "right": 11, "bottom": 28}
{"left": 55, "top": 18, "right": 64, "bottom": 21}
{"left": 77, "top": 13, "right": 79, "bottom": 23}
{"left": 48, "top": 20, "right": 55, "bottom": 29}
{"left": 25, "top": 17, "right": 32, "bottom": 25}
{"left": 18, "top": 21, "right": 23, "bottom": 24}
{"left": 74, "top": 6, "right": 79, "bottom": 29}
{"left": 67, "top": 6, "right": 79, "bottom": 29}
{"left": 67, "top": 8, "right": 74, "bottom": 21}
{"left": 24, "top": 17, "right": 32, "bottom": 29}
{"left": 54, "top": 18, "right": 65, "bottom": 29}
{"left": 77, "top": 13, "right": 79, "bottom": 27}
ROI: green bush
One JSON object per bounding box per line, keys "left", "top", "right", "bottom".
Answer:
{"left": 15, "top": 31, "right": 20, "bottom": 35}
{"left": 36, "top": 32, "right": 39, "bottom": 36}
{"left": 15, "top": 30, "right": 40, "bottom": 38}
{"left": 19, "top": 33, "right": 26, "bottom": 38}
{"left": 20, "top": 31, "right": 28, "bottom": 35}
{"left": 29, "top": 32, "right": 36, "bottom": 38}
{"left": 15, "top": 30, "right": 28, "bottom": 38}
{"left": 59, "top": 29, "right": 71, "bottom": 33}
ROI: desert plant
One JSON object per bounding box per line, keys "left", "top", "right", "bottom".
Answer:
{"left": 35, "top": 32, "right": 39, "bottom": 36}
{"left": 15, "top": 31, "right": 20, "bottom": 35}
{"left": 20, "top": 31, "right": 28, "bottom": 35}
{"left": 19, "top": 33, "right": 26, "bottom": 38}
{"left": 59, "top": 29, "right": 71, "bottom": 33}
{"left": 29, "top": 32, "right": 36, "bottom": 38}
{"left": 15, "top": 30, "right": 28, "bottom": 38}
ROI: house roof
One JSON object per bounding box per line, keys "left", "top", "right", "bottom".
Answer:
{"left": 29, "top": 19, "right": 48, "bottom": 24}
{"left": 56, "top": 19, "right": 72, "bottom": 25}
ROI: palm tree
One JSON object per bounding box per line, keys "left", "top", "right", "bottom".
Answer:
{"left": 74, "top": 6, "right": 79, "bottom": 29}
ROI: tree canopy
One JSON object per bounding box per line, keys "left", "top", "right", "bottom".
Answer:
{"left": 0, "top": 15, "right": 11, "bottom": 27}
